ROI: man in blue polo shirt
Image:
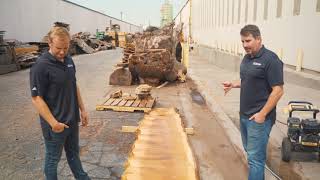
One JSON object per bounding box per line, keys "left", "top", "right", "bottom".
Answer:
{"left": 30, "top": 27, "right": 90, "bottom": 180}
{"left": 222, "top": 25, "right": 284, "bottom": 180}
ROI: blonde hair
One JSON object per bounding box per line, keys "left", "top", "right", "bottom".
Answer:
{"left": 48, "top": 27, "right": 70, "bottom": 42}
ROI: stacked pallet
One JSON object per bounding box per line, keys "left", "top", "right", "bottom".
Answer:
{"left": 96, "top": 86, "right": 156, "bottom": 113}
{"left": 96, "top": 95, "right": 155, "bottom": 113}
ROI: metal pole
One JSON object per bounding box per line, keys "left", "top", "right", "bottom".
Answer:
{"left": 189, "top": 0, "right": 192, "bottom": 41}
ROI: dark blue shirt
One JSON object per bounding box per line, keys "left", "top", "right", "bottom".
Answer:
{"left": 240, "top": 45, "right": 284, "bottom": 122}
{"left": 30, "top": 52, "right": 80, "bottom": 128}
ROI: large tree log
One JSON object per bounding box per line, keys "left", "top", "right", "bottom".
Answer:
{"left": 109, "top": 68, "right": 132, "bottom": 86}
{"left": 111, "top": 23, "right": 186, "bottom": 86}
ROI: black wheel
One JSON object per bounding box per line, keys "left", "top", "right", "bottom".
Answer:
{"left": 281, "top": 137, "right": 292, "bottom": 162}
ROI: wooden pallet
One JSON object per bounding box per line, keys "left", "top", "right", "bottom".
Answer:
{"left": 96, "top": 96, "right": 156, "bottom": 113}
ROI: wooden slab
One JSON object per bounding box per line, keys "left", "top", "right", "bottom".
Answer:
{"left": 105, "top": 98, "right": 116, "bottom": 105}
{"left": 138, "top": 99, "right": 148, "bottom": 107}
{"left": 122, "top": 108, "right": 198, "bottom": 180}
{"left": 122, "top": 126, "right": 138, "bottom": 133}
{"left": 118, "top": 99, "right": 128, "bottom": 107}
{"left": 125, "top": 100, "right": 135, "bottom": 107}
{"left": 131, "top": 99, "right": 141, "bottom": 107}
{"left": 146, "top": 98, "right": 156, "bottom": 108}
{"left": 111, "top": 98, "right": 122, "bottom": 106}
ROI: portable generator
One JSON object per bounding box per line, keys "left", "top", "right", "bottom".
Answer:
{"left": 281, "top": 101, "right": 320, "bottom": 162}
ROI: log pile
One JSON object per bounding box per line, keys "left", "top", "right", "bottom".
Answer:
{"left": 43, "top": 22, "right": 114, "bottom": 56}
{"left": 117, "top": 43, "right": 135, "bottom": 67}
{"left": 135, "top": 84, "right": 152, "bottom": 100}
{"left": 110, "top": 23, "right": 186, "bottom": 86}
{"left": 128, "top": 49, "right": 175, "bottom": 85}
{"left": 14, "top": 44, "right": 39, "bottom": 68}
{"left": 70, "top": 32, "right": 113, "bottom": 55}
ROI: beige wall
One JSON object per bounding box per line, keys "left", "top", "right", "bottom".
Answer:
{"left": 176, "top": 0, "right": 320, "bottom": 72}
{"left": 0, "top": 0, "right": 142, "bottom": 42}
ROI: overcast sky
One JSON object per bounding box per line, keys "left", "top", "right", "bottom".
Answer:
{"left": 68, "top": 0, "right": 187, "bottom": 27}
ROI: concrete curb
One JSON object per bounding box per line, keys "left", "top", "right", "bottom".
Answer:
{"left": 188, "top": 71, "right": 279, "bottom": 180}
{"left": 188, "top": 70, "right": 247, "bottom": 163}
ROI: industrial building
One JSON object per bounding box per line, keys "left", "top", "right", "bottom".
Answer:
{"left": 160, "top": 0, "right": 174, "bottom": 27}
{"left": 175, "top": 0, "right": 320, "bottom": 72}
{"left": 0, "top": 0, "right": 142, "bottom": 42}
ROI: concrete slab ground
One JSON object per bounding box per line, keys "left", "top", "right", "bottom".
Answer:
{"left": 0, "top": 49, "right": 249, "bottom": 180}
{"left": 188, "top": 46, "right": 320, "bottom": 180}
{"left": 0, "top": 49, "right": 143, "bottom": 180}
{"left": 1, "top": 47, "right": 318, "bottom": 179}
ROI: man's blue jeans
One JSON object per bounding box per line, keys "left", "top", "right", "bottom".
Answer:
{"left": 42, "top": 121, "right": 90, "bottom": 180}
{"left": 240, "top": 114, "right": 273, "bottom": 180}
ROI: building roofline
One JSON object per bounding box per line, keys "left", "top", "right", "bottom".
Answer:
{"left": 62, "top": 0, "right": 141, "bottom": 28}
{"left": 173, "top": 0, "right": 190, "bottom": 21}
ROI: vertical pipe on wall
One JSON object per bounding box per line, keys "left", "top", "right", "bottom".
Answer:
{"left": 189, "top": 0, "right": 192, "bottom": 42}
{"left": 277, "top": 48, "right": 283, "bottom": 61}
{"left": 296, "top": 48, "right": 303, "bottom": 72}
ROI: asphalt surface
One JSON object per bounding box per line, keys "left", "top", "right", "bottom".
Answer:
{"left": 0, "top": 49, "right": 143, "bottom": 180}
{"left": 0, "top": 49, "right": 249, "bottom": 179}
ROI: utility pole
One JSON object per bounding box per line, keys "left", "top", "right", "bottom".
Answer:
{"left": 120, "top": 11, "right": 123, "bottom": 20}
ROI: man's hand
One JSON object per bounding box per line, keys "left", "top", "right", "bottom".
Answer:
{"left": 80, "top": 110, "right": 89, "bottom": 126}
{"left": 222, "top": 81, "right": 233, "bottom": 96}
{"left": 52, "top": 121, "right": 69, "bottom": 133}
{"left": 249, "top": 112, "right": 266, "bottom": 124}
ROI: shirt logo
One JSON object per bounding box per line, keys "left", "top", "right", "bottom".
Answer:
{"left": 253, "top": 62, "right": 262, "bottom": 66}
{"left": 67, "top": 64, "right": 74, "bottom": 68}
{"left": 32, "top": 87, "right": 37, "bottom": 91}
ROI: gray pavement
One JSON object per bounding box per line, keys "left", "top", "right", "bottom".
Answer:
{"left": 188, "top": 47, "right": 320, "bottom": 180}
{"left": 0, "top": 49, "right": 143, "bottom": 180}
{"left": 0, "top": 48, "right": 249, "bottom": 180}
{"left": 1, "top": 47, "right": 319, "bottom": 179}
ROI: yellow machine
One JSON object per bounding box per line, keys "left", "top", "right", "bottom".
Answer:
{"left": 106, "top": 24, "right": 127, "bottom": 48}
{"left": 118, "top": 32, "right": 127, "bottom": 48}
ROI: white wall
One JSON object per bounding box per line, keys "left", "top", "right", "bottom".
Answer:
{"left": 177, "top": 0, "right": 320, "bottom": 72}
{"left": 0, "top": 0, "right": 142, "bottom": 42}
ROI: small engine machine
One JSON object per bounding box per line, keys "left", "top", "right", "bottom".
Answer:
{"left": 281, "top": 101, "right": 320, "bottom": 162}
